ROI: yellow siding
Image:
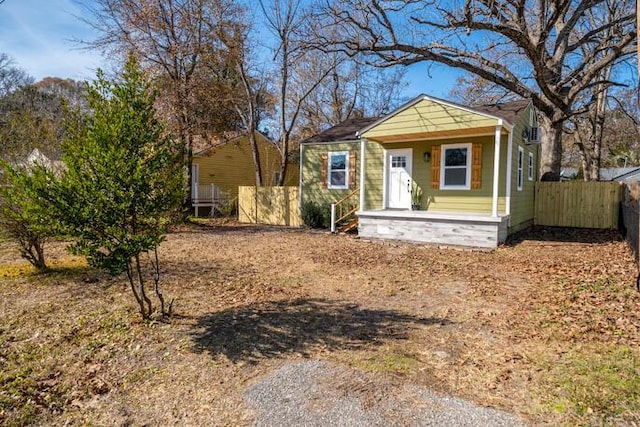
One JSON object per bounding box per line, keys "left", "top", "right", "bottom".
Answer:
{"left": 301, "top": 142, "right": 360, "bottom": 207}
{"left": 374, "top": 135, "right": 508, "bottom": 214}
{"left": 193, "top": 133, "right": 298, "bottom": 199}
{"left": 508, "top": 105, "right": 538, "bottom": 232}
{"left": 362, "top": 98, "right": 499, "bottom": 140}
{"left": 363, "top": 142, "right": 384, "bottom": 210}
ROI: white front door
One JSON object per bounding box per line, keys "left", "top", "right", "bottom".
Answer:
{"left": 387, "top": 149, "right": 412, "bottom": 209}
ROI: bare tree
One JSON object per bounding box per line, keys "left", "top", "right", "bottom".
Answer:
{"left": 297, "top": 52, "right": 406, "bottom": 139}
{"left": 316, "top": 0, "right": 636, "bottom": 180}
{"left": 81, "top": 0, "right": 244, "bottom": 207}
{"left": 606, "top": 87, "right": 640, "bottom": 167}
{"left": 260, "top": 0, "right": 337, "bottom": 186}
{"left": 213, "top": 19, "right": 272, "bottom": 187}
{"left": 0, "top": 53, "right": 33, "bottom": 97}
{"left": 449, "top": 73, "right": 518, "bottom": 107}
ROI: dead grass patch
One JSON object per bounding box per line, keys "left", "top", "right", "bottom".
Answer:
{"left": 0, "top": 223, "right": 638, "bottom": 425}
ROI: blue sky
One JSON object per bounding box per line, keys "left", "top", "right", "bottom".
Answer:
{"left": 0, "top": 0, "right": 104, "bottom": 81}
{"left": 0, "top": 0, "right": 459, "bottom": 98}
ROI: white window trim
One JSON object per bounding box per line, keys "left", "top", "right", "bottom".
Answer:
{"left": 440, "top": 143, "right": 472, "bottom": 190}
{"left": 517, "top": 146, "right": 524, "bottom": 191}
{"left": 528, "top": 152, "right": 534, "bottom": 181}
{"left": 327, "top": 151, "right": 349, "bottom": 190}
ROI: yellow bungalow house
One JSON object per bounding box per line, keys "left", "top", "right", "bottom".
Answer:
{"left": 192, "top": 131, "right": 298, "bottom": 216}
{"left": 299, "top": 94, "right": 540, "bottom": 248}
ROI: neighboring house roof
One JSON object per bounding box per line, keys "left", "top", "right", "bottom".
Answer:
{"left": 560, "top": 167, "right": 640, "bottom": 181}
{"left": 609, "top": 167, "right": 640, "bottom": 181}
{"left": 300, "top": 117, "right": 380, "bottom": 144}
{"left": 15, "top": 148, "right": 65, "bottom": 175}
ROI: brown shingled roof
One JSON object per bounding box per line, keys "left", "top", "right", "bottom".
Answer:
{"left": 301, "top": 117, "right": 380, "bottom": 144}
{"left": 474, "top": 99, "right": 530, "bottom": 125}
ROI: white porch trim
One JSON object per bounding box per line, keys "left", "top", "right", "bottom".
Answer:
{"left": 359, "top": 138, "right": 366, "bottom": 211}
{"left": 381, "top": 146, "right": 388, "bottom": 209}
{"left": 505, "top": 129, "right": 513, "bottom": 218}
{"left": 492, "top": 122, "right": 503, "bottom": 217}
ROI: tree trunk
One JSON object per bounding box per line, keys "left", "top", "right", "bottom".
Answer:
{"left": 237, "top": 62, "right": 263, "bottom": 186}
{"left": 539, "top": 114, "right": 563, "bottom": 181}
{"left": 248, "top": 131, "right": 263, "bottom": 186}
{"left": 277, "top": 150, "right": 288, "bottom": 186}
{"left": 183, "top": 132, "right": 193, "bottom": 218}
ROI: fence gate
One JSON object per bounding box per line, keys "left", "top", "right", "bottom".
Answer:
{"left": 622, "top": 183, "right": 640, "bottom": 262}
{"left": 238, "top": 186, "right": 301, "bottom": 227}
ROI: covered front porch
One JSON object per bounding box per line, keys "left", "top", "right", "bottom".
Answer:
{"left": 352, "top": 94, "right": 523, "bottom": 249}
{"left": 357, "top": 210, "right": 509, "bottom": 249}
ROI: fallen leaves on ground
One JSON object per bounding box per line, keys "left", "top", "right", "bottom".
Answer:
{"left": 0, "top": 222, "right": 638, "bottom": 425}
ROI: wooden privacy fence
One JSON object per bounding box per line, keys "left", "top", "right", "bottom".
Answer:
{"left": 238, "top": 186, "right": 301, "bottom": 227}
{"left": 534, "top": 181, "right": 622, "bottom": 229}
{"left": 621, "top": 183, "right": 640, "bottom": 262}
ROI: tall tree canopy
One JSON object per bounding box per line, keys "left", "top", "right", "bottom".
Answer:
{"left": 83, "top": 0, "right": 246, "bottom": 203}
{"left": 316, "top": 0, "right": 636, "bottom": 179}
{"left": 0, "top": 77, "right": 84, "bottom": 162}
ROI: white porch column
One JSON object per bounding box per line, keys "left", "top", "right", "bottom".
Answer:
{"left": 359, "top": 138, "right": 366, "bottom": 212}
{"left": 492, "top": 122, "right": 503, "bottom": 217}
{"left": 505, "top": 130, "right": 514, "bottom": 217}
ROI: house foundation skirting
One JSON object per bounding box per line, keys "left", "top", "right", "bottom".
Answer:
{"left": 357, "top": 210, "right": 509, "bottom": 249}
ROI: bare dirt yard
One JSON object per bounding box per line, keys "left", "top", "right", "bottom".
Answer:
{"left": 1, "top": 221, "right": 639, "bottom": 426}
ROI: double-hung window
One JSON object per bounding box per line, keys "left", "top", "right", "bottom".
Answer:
{"left": 440, "top": 143, "right": 471, "bottom": 190}
{"left": 328, "top": 151, "right": 348, "bottom": 189}
{"left": 528, "top": 152, "right": 534, "bottom": 181}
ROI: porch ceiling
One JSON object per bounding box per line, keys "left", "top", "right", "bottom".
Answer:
{"left": 364, "top": 125, "right": 509, "bottom": 143}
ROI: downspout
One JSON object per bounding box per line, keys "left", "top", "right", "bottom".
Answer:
{"left": 505, "top": 129, "right": 513, "bottom": 220}
{"left": 492, "top": 122, "right": 503, "bottom": 217}
{"left": 359, "top": 136, "right": 366, "bottom": 212}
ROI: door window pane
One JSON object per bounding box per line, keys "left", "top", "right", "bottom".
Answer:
{"left": 391, "top": 156, "right": 407, "bottom": 168}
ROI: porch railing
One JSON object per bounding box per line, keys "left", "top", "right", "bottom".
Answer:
{"left": 191, "top": 183, "right": 227, "bottom": 217}
{"left": 330, "top": 188, "right": 359, "bottom": 233}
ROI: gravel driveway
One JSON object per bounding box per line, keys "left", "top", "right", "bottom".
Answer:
{"left": 245, "top": 360, "right": 528, "bottom": 426}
